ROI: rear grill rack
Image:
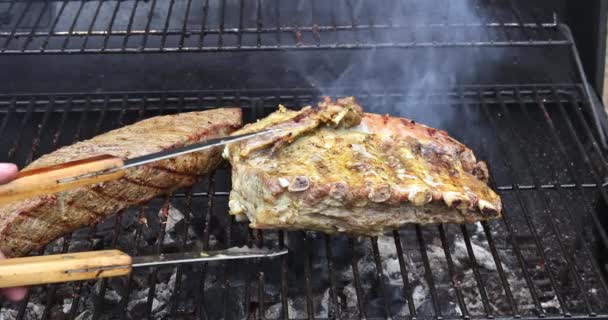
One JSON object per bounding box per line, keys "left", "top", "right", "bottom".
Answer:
{"left": 0, "top": 84, "right": 607, "bottom": 319}
{"left": 0, "top": 0, "right": 566, "bottom": 54}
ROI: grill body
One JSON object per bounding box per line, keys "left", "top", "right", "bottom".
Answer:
{"left": 0, "top": 1, "right": 608, "bottom": 319}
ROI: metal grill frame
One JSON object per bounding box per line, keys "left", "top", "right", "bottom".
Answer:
{"left": 0, "top": 0, "right": 607, "bottom": 319}
{"left": 0, "top": 0, "right": 605, "bottom": 155}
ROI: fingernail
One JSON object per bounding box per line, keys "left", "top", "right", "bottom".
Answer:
{"left": 0, "top": 163, "right": 17, "bottom": 173}
{"left": 0, "top": 163, "right": 18, "bottom": 184}
{"left": 2, "top": 287, "right": 27, "bottom": 302}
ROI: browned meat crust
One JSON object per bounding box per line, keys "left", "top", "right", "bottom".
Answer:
{"left": 224, "top": 97, "right": 501, "bottom": 236}
{"left": 0, "top": 109, "right": 242, "bottom": 257}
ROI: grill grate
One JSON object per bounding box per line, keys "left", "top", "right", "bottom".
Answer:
{"left": 0, "top": 0, "right": 565, "bottom": 54}
{"left": 0, "top": 85, "right": 607, "bottom": 319}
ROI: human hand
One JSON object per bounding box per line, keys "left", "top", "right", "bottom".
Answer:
{"left": 0, "top": 163, "right": 27, "bottom": 302}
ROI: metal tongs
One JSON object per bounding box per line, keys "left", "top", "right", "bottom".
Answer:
{"left": 0, "top": 128, "right": 285, "bottom": 288}
{"left": 0, "top": 129, "right": 277, "bottom": 205}
{"left": 0, "top": 247, "right": 287, "bottom": 288}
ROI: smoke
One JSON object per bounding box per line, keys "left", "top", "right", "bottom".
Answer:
{"left": 280, "top": 0, "right": 500, "bottom": 147}
{"left": 283, "top": 0, "right": 488, "bottom": 105}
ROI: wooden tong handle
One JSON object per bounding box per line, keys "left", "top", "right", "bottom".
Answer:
{"left": 0, "top": 250, "right": 132, "bottom": 288}
{"left": 0, "top": 155, "right": 125, "bottom": 205}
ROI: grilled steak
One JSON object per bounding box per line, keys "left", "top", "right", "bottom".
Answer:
{"left": 0, "top": 109, "right": 242, "bottom": 257}
{"left": 224, "top": 97, "right": 501, "bottom": 235}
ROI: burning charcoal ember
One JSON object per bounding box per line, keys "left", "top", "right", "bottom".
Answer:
{"left": 0, "top": 308, "right": 17, "bottom": 319}
{"left": 412, "top": 282, "right": 429, "bottom": 308}
{"left": 68, "top": 237, "right": 102, "bottom": 252}
{"left": 120, "top": 270, "right": 178, "bottom": 319}
{"left": 164, "top": 205, "right": 185, "bottom": 232}
{"left": 264, "top": 286, "right": 331, "bottom": 319}
{"left": 451, "top": 302, "right": 463, "bottom": 316}
{"left": 114, "top": 232, "right": 139, "bottom": 253}
{"left": 130, "top": 271, "right": 152, "bottom": 289}
{"left": 452, "top": 238, "right": 501, "bottom": 271}
{"left": 208, "top": 234, "right": 218, "bottom": 248}
{"left": 163, "top": 233, "right": 177, "bottom": 246}
{"left": 167, "top": 272, "right": 180, "bottom": 291}
{"left": 314, "top": 288, "right": 331, "bottom": 318}
{"left": 325, "top": 228, "right": 546, "bottom": 317}
{"left": 286, "top": 297, "right": 310, "bottom": 319}
{"left": 339, "top": 284, "right": 360, "bottom": 318}
{"left": 541, "top": 296, "right": 560, "bottom": 310}
{"left": 126, "top": 289, "right": 152, "bottom": 314}
{"left": 151, "top": 299, "right": 169, "bottom": 318}
{"left": 103, "top": 289, "right": 122, "bottom": 305}
{"left": 62, "top": 298, "right": 72, "bottom": 313}
{"left": 75, "top": 310, "right": 93, "bottom": 320}
{"left": 2, "top": 221, "right": 564, "bottom": 320}
{"left": 45, "top": 237, "right": 66, "bottom": 254}
{"left": 416, "top": 290, "right": 455, "bottom": 316}
{"left": 162, "top": 205, "right": 198, "bottom": 249}
{"left": 459, "top": 277, "right": 486, "bottom": 313}
{"left": 138, "top": 217, "right": 149, "bottom": 228}
{"left": 5, "top": 302, "right": 45, "bottom": 320}
{"left": 263, "top": 302, "right": 283, "bottom": 319}
{"left": 154, "top": 282, "right": 174, "bottom": 304}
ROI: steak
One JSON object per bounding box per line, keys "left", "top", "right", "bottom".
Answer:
{"left": 0, "top": 108, "right": 242, "bottom": 257}
{"left": 224, "top": 97, "right": 501, "bottom": 236}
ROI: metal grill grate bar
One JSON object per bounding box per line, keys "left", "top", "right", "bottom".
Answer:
{"left": 80, "top": 0, "right": 104, "bottom": 51}
{"left": 167, "top": 97, "right": 191, "bottom": 319}
{"left": 539, "top": 89, "right": 608, "bottom": 296}
{"left": 7, "top": 98, "right": 33, "bottom": 162}
{"left": 92, "top": 213, "right": 125, "bottom": 320}
{"left": 222, "top": 219, "right": 233, "bottom": 319}
{"left": 279, "top": 231, "right": 290, "bottom": 319}
{"left": 480, "top": 221, "right": 520, "bottom": 315}
{"left": 437, "top": 224, "right": 469, "bottom": 317}
{"left": 392, "top": 230, "right": 417, "bottom": 317}
{"left": 194, "top": 175, "right": 215, "bottom": 319}
{"left": 140, "top": 0, "right": 159, "bottom": 51}
{"left": 478, "top": 91, "right": 570, "bottom": 315}
{"left": 143, "top": 198, "right": 170, "bottom": 319}
{"left": 348, "top": 238, "right": 366, "bottom": 319}
{"left": 496, "top": 89, "right": 596, "bottom": 314}
{"left": 1, "top": 86, "right": 607, "bottom": 319}
{"left": 40, "top": 234, "right": 72, "bottom": 320}
{"left": 415, "top": 225, "right": 441, "bottom": 317}
{"left": 0, "top": 0, "right": 567, "bottom": 54}
{"left": 324, "top": 234, "right": 341, "bottom": 319}
{"left": 24, "top": 97, "right": 53, "bottom": 164}
{"left": 459, "top": 225, "right": 493, "bottom": 317}
{"left": 67, "top": 226, "right": 98, "bottom": 320}
{"left": 118, "top": 208, "right": 147, "bottom": 320}
{"left": 302, "top": 232, "right": 315, "bottom": 319}
{"left": 370, "top": 237, "right": 391, "bottom": 318}
{"left": 458, "top": 88, "right": 546, "bottom": 315}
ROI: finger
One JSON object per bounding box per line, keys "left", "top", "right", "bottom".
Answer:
{"left": 0, "top": 250, "right": 28, "bottom": 302}
{"left": 1, "top": 287, "right": 27, "bottom": 302}
{"left": 0, "top": 163, "right": 17, "bottom": 184}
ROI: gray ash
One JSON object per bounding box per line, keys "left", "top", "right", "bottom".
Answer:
{"left": 1, "top": 195, "right": 607, "bottom": 319}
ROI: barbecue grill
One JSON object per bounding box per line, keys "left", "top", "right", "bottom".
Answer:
{"left": 1, "top": 0, "right": 608, "bottom": 319}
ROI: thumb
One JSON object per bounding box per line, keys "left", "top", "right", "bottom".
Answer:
{"left": 0, "top": 163, "right": 18, "bottom": 184}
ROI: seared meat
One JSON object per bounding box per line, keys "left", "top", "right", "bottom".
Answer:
{"left": 0, "top": 109, "right": 242, "bottom": 257}
{"left": 224, "top": 97, "right": 501, "bottom": 236}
